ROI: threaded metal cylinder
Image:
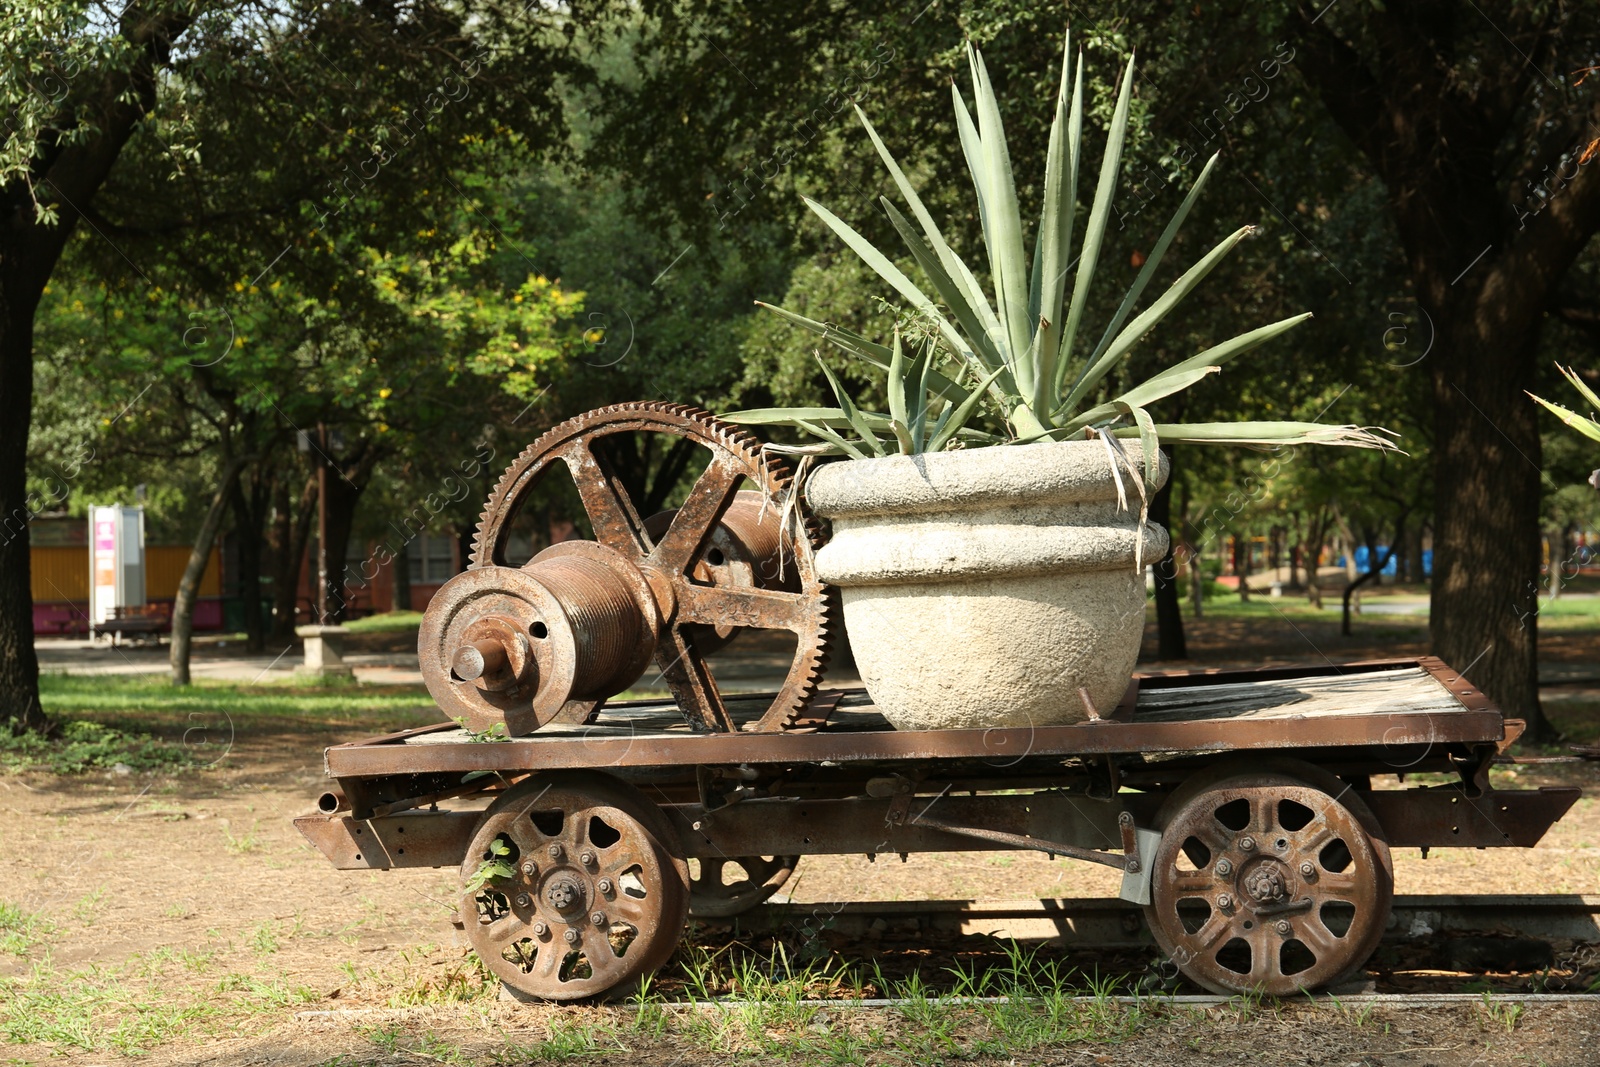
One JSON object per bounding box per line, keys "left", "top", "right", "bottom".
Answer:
{"left": 528, "top": 554, "right": 647, "bottom": 701}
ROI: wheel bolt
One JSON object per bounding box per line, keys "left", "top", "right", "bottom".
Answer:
{"left": 1215, "top": 859, "right": 1233, "bottom": 877}
{"left": 521, "top": 862, "right": 537, "bottom": 877}
{"left": 532, "top": 921, "right": 548, "bottom": 936}
{"left": 547, "top": 843, "right": 564, "bottom": 860}
{"left": 1217, "top": 893, "right": 1233, "bottom": 909}
{"left": 1239, "top": 836, "right": 1256, "bottom": 852}
{"left": 590, "top": 912, "right": 606, "bottom": 926}
{"left": 1300, "top": 862, "right": 1316, "bottom": 878}
{"left": 579, "top": 850, "right": 596, "bottom": 867}
{"left": 1275, "top": 920, "right": 1292, "bottom": 936}
{"left": 597, "top": 878, "right": 613, "bottom": 894}
{"left": 564, "top": 928, "right": 580, "bottom": 944}
{"left": 514, "top": 893, "right": 530, "bottom": 907}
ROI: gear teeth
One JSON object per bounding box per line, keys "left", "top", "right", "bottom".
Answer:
{"left": 466, "top": 400, "right": 834, "bottom": 733}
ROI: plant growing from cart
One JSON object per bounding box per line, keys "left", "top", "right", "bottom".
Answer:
{"left": 727, "top": 34, "right": 1397, "bottom": 488}
{"left": 463, "top": 835, "right": 515, "bottom": 896}
{"left": 452, "top": 716, "right": 509, "bottom": 743}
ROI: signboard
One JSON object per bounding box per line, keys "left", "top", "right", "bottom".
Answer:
{"left": 87, "top": 505, "right": 145, "bottom": 636}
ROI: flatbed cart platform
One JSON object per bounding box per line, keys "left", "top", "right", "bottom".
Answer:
{"left": 298, "top": 656, "right": 1581, "bottom": 999}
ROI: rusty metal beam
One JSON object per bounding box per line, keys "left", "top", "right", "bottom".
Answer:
{"left": 1366, "top": 786, "right": 1580, "bottom": 848}
{"left": 324, "top": 709, "right": 1501, "bottom": 779}
{"left": 295, "top": 810, "right": 481, "bottom": 870}
{"left": 295, "top": 785, "right": 1576, "bottom": 872}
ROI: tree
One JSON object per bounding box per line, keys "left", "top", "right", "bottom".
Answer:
{"left": 591, "top": 1, "right": 1600, "bottom": 735}
{"left": 1, "top": 0, "right": 593, "bottom": 725}
{"left": 1281, "top": 1, "right": 1600, "bottom": 734}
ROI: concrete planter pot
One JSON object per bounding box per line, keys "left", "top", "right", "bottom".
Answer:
{"left": 806, "top": 440, "right": 1169, "bottom": 731}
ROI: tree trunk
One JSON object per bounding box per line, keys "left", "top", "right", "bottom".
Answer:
{"left": 1306, "top": 508, "right": 1326, "bottom": 610}
{"left": 1288, "top": 512, "right": 1302, "bottom": 590}
{"left": 1149, "top": 459, "right": 1186, "bottom": 660}
{"left": 391, "top": 541, "right": 413, "bottom": 612}
{"left": 0, "top": 5, "right": 195, "bottom": 729}
{"left": 1545, "top": 528, "right": 1563, "bottom": 601}
{"left": 1343, "top": 525, "right": 1406, "bottom": 637}
{"left": 1428, "top": 320, "right": 1547, "bottom": 737}
{"left": 227, "top": 471, "right": 269, "bottom": 653}
{"left": 320, "top": 464, "right": 367, "bottom": 624}
{"left": 1232, "top": 536, "right": 1250, "bottom": 601}
{"left": 171, "top": 456, "right": 249, "bottom": 685}
{"left": 271, "top": 475, "right": 317, "bottom": 641}
{"left": 0, "top": 282, "right": 48, "bottom": 733}
{"left": 1405, "top": 523, "right": 1426, "bottom": 586}
{"left": 1180, "top": 480, "right": 1203, "bottom": 620}
{"left": 1338, "top": 524, "right": 1360, "bottom": 583}
{"left": 317, "top": 442, "right": 383, "bottom": 624}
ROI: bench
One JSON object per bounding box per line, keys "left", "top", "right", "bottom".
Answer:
{"left": 97, "top": 605, "right": 171, "bottom": 646}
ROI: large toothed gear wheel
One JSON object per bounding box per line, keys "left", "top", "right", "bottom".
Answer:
{"left": 464, "top": 402, "right": 834, "bottom": 734}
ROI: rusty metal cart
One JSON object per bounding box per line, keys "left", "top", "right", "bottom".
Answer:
{"left": 298, "top": 656, "right": 1579, "bottom": 1000}
{"left": 296, "top": 405, "right": 1581, "bottom": 1001}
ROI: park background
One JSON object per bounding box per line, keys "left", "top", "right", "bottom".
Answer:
{"left": 4, "top": 1, "right": 1600, "bottom": 1063}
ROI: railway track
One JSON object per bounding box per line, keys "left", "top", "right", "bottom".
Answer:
{"left": 725, "top": 895, "right": 1600, "bottom": 948}
{"left": 685, "top": 895, "right": 1600, "bottom": 998}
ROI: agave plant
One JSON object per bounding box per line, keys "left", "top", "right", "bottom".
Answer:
{"left": 1530, "top": 365, "right": 1600, "bottom": 444}
{"left": 1529, "top": 365, "right": 1600, "bottom": 492}
{"left": 727, "top": 36, "right": 1395, "bottom": 471}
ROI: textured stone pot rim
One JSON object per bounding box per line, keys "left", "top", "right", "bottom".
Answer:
{"left": 805, "top": 438, "right": 1170, "bottom": 519}
{"left": 814, "top": 522, "right": 1169, "bottom": 586}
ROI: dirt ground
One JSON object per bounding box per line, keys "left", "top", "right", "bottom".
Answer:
{"left": 3, "top": 611, "right": 1599, "bottom": 1064}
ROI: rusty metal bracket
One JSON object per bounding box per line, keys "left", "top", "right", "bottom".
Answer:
{"left": 1117, "top": 811, "right": 1162, "bottom": 906}
{"left": 695, "top": 764, "right": 761, "bottom": 813}
{"left": 1453, "top": 744, "right": 1498, "bottom": 797}
{"left": 908, "top": 812, "right": 1128, "bottom": 870}
{"left": 1087, "top": 754, "right": 1121, "bottom": 800}
{"left": 1497, "top": 718, "right": 1527, "bottom": 754}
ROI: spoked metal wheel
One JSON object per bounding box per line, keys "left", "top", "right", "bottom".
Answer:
{"left": 687, "top": 855, "right": 800, "bottom": 919}
{"left": 1145, "top": 762, "right": 1393, "bottom": 996}
{"left": 459, "top": 773, "right": 689, "bottom": 1001}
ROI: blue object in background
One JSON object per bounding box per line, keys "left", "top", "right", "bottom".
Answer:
{"left": 1330, "top": 548, "right": 1430, "bottom": 576}
{"left": 1352, "top": 545, "right": 1399, "bottom": 576}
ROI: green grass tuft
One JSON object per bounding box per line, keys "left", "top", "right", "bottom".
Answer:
{"left": 0, "top": 718, "right": 195, "bottom": 774}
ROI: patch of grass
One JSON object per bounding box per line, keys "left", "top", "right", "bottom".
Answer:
{"left": 37, "top": 672, "right": 437, "bottom": 734}
{"left": 0, "top": 960, "right": 214, "bottom": 1053}
{"left": 343, "top": 610, "right": 425, "bottom": 633}
{"left": 358, "top": 1024, "right": 404, "bottom": 1053}
{"left": 500, "top": 1021, "right": 629, "bottom": 1063}
{"left": 384, "top": 950, "right": 497, "bottom": 1007}
{"left": 1475, "top": 991, "right": 1525, "bottom": 1033}
{"left": 0, "top": 674, "right": 442, "bottom": 780}
{"left": 0, "top": 902, "right": 53, "bottom": 957}
{"left": 250, "top": 920, "right": 279, "bottom": 955}
{"left": 1541, "top": 695, "right": 1600, "bottom": 745}
{"left": 635, "top": 936, "right": 1147, "bottom": 1063}
{"left": 0, "top": 718, "right": 196, "bottom": 774}
{"left": 223, "top": 819, "right": 261, "bottom": 855}
{"left": 136, "top": 945, "right": 214, "bottom": 976}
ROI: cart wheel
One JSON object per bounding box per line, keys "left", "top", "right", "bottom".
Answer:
{"left": 687, "top": 855, "right": 799, "bottom": 918}
{"left": 1144, "top": 762, "right": 1393, "bottom": 996}
{"left": 459, "top": 772, "right": 689, "bottom": 1001}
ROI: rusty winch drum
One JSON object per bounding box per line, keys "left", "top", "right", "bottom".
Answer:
{"left": 417, "top": 404, "right": 834, "bottom": 736}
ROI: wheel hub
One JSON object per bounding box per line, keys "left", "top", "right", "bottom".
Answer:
{"left": 1240, "top": 858, "right": 1290, "bottom": 905}
{"left": 543, "top": 874, "right": 588, "bottom": 917}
